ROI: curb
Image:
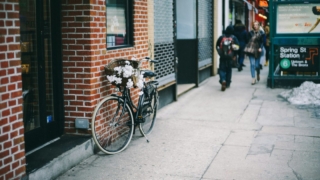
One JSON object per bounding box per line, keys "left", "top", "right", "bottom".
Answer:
{"left": 28, "top": 139, "right": 94, "bottom": 180}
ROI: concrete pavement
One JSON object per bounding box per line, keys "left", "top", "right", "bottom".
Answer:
{"left": 57, "top": 60, "right": 320, "bottom": 180}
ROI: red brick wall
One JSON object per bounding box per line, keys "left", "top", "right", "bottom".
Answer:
{"left": 61, "top": 0, "right": 149, "bottom": 134}
{"left": 0, "top": 1, "right": 26, "bottom": 180}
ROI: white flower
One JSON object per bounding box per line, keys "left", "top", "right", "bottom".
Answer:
{"left": 106, "top": 60, "right": 145, "bottom": 90}
{"left": 106, "top": 75, "right": 116, "bottom": 82}
{"left": 136, "top": 79, "right": 144, "bottom": 89}
{"left": 122, "top": 65, "right": 133, "bottom": 78}
{"left": 139, "top": 74, "right": 145, "bottom": 81}
{"left": 131, "top": 56, "right": 137, "bottom": 60}
{"left": 133, "top": 70, "right": 145, "bottom": 89}
{"left": 126, "top": 79, "right": 133, "bottom": 89}
{"left": 138, "top": 91, "right": 144, "bottom": 95}
{"left": 114, "top": 77, "right": 122, "bottom": 84}
{"left": 114, "top": 66, "right": 122, "bottom": 75}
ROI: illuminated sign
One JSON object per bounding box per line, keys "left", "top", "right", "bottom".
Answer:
{"left": 259, "top": 14, "right": 267, "bottom": 19}
{"left": 259, "top": 0, "right": 268, "bottom": 8}
{"left": 277, "top": 3, "right": 320, "bottom": 34}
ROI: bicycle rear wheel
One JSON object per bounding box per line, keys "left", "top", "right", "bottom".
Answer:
{"left": 91, "top": 96, "right": 134, "bottom": 154}
{"left": 139, "top": 90, "right": 158, "bottom": 135}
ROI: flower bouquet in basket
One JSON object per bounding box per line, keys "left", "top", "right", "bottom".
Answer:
{"left": 105, "top": 58, "right": 145, "bottom": 93}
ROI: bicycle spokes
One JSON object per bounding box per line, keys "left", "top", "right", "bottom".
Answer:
{"left": 92, "top": 97, "right": 134, "bottom": 154}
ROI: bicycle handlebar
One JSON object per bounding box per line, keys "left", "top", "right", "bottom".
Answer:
{"left": 143, "top": 57, "right": 159, "bottom": 63}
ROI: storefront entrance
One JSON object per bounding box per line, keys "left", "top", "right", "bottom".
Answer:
{"left": 20, "top": 0, "right": 64, "bottom": 152}
{"left": 175, "top": 0, "right": 213, "bottom": 89}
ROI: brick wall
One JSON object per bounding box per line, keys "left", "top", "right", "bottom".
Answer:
{"left": 0, "top": 1, "right": 26, "bottom": 180}
{"left": 61, "top": 0, "right": 149, "bottom": 134}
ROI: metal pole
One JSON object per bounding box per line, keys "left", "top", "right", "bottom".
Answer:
{"left": 269, "top": 0, "right": 274, "bottom": 88}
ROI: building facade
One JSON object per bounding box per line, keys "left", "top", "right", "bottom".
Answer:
{"left": 1, "top": 0, "right": 150, "bottom": 179}
{"left": 0, "top": 0, "right": 218, "bottom": 179}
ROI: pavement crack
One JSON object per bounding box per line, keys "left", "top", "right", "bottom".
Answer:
{"left": 269, "top": 144, "right": 275, "bottom": 157}
{"left": 237, "top": 90, "right": 258, "bottom": 123}
{"left": 255, "top": 103, "right": 262, "bottom": 122}
{"left": 288, "top": 151, "right": 303, "bottom": 180}
{"left": 199, "top": 132, "right": 232, "bottom": 180}
{"left": 252, "top": 88, "right": 257, "bottom": 99}
{"left": 237, "top": 104, "right": 249, "bottom": 123}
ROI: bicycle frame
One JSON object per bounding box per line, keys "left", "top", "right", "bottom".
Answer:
{"left": 111, "top": 85, "right": 146, "bottom": 124}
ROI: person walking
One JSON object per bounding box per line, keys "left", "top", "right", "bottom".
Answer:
{"left": 233, "top": 19, "right": 248, "bottom": 72}
{"left": 244, "top": 21, "right": 265, "bottom": 85}
{"left": 216, "top": 25, "right": 239, "bottom": 91}
{"left": 259, "top": 24, "right": 266, "bottom": 70}
{"left": 264, "top": 23, "right": 270, "bottom": 66}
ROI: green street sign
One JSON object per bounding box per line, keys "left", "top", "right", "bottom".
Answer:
{"left": 280, "top": 58, "right": 291, "bottom": 69}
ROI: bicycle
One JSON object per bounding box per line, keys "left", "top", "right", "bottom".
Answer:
{"left": 91, "top": 57, "right": 159, "bottom": 154}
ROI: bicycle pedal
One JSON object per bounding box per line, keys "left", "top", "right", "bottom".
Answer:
{"left": 137, "top": 116, "right": 145, "bottom": 123}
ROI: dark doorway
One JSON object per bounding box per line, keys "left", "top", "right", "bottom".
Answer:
{"left": 20, "top": 0, "right": 64, "bottom": 152}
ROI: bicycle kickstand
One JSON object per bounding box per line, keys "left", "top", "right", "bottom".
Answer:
{"left": 143, "top": 133, "right": 150, "bottom": 143}
{"left": 136, "top": 124, "right": 150, "bottom": 143}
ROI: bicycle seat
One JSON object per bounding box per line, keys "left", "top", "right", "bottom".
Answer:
{"left": 150, "top": 80, "right": 159, "bottom": 86}
{"left": 141, "top": 70, "right": 156, "bottom": 78}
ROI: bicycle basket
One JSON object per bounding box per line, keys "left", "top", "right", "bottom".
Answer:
{"left": 105, "top": 59, "right": 141, "bottom": 87}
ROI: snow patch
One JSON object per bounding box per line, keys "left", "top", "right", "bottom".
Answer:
{"left": 279, "top": 81, "right": 320, "bottom": 106}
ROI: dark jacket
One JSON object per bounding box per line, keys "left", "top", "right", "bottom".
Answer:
{"left": 233, "top": 23, "right": 247, "bottom": 47}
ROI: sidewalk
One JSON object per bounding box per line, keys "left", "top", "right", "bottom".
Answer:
{"left": 57, "top": 61, "right": 320, "bottom": 180}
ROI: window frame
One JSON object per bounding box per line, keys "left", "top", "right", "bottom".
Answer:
{"left": 106, "top": 0, "right": 134, "bottom": 50}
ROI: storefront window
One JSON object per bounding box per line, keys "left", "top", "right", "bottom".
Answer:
{"left": 176, "top": 0, "right": 196, "bottom": 39}
{"left": 106, "top": 0, "right": 133, "bottom": 49}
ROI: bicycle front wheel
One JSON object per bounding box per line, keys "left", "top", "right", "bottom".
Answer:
{"left": 139, "top": 90, "right": 158, "bottom": 135}
{"left": 91, "top": 96, "right": 134, "bottom": 154}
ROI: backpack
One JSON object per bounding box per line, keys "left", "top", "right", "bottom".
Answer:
{"left": 219, "top": 36, "right": 234, "bottom": 58}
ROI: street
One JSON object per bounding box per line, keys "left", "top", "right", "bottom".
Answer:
{"left": 57, "top": 61, "right": 320, "bottom": 180}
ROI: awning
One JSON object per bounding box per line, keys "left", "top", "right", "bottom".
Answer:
{"left": 243, "top": 0, "right": 259, "bottom": 13}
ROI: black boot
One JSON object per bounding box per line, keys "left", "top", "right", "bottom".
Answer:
{"left": 256, "top": 68, "right": 260, "bottom": 81}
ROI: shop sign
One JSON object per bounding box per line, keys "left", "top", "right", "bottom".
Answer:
{"left": 259, "top": 0, "right": 268, "bottom": 8}
{"left": 276, "top": 3, "right": 320, "bottom": 34}
{"left": 279, "top": 46, "right": 319, "bottom": 72}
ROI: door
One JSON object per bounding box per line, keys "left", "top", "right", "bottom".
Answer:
{"left": 176, "top": 0, "right": 198, "bottom": 85}
{"left": 20, "top": 0, "right": 64, "bottom": 152}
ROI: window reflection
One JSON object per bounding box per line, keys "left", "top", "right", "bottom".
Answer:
{"left": 106, "top": 0, "right": 129, "bottom": 48}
